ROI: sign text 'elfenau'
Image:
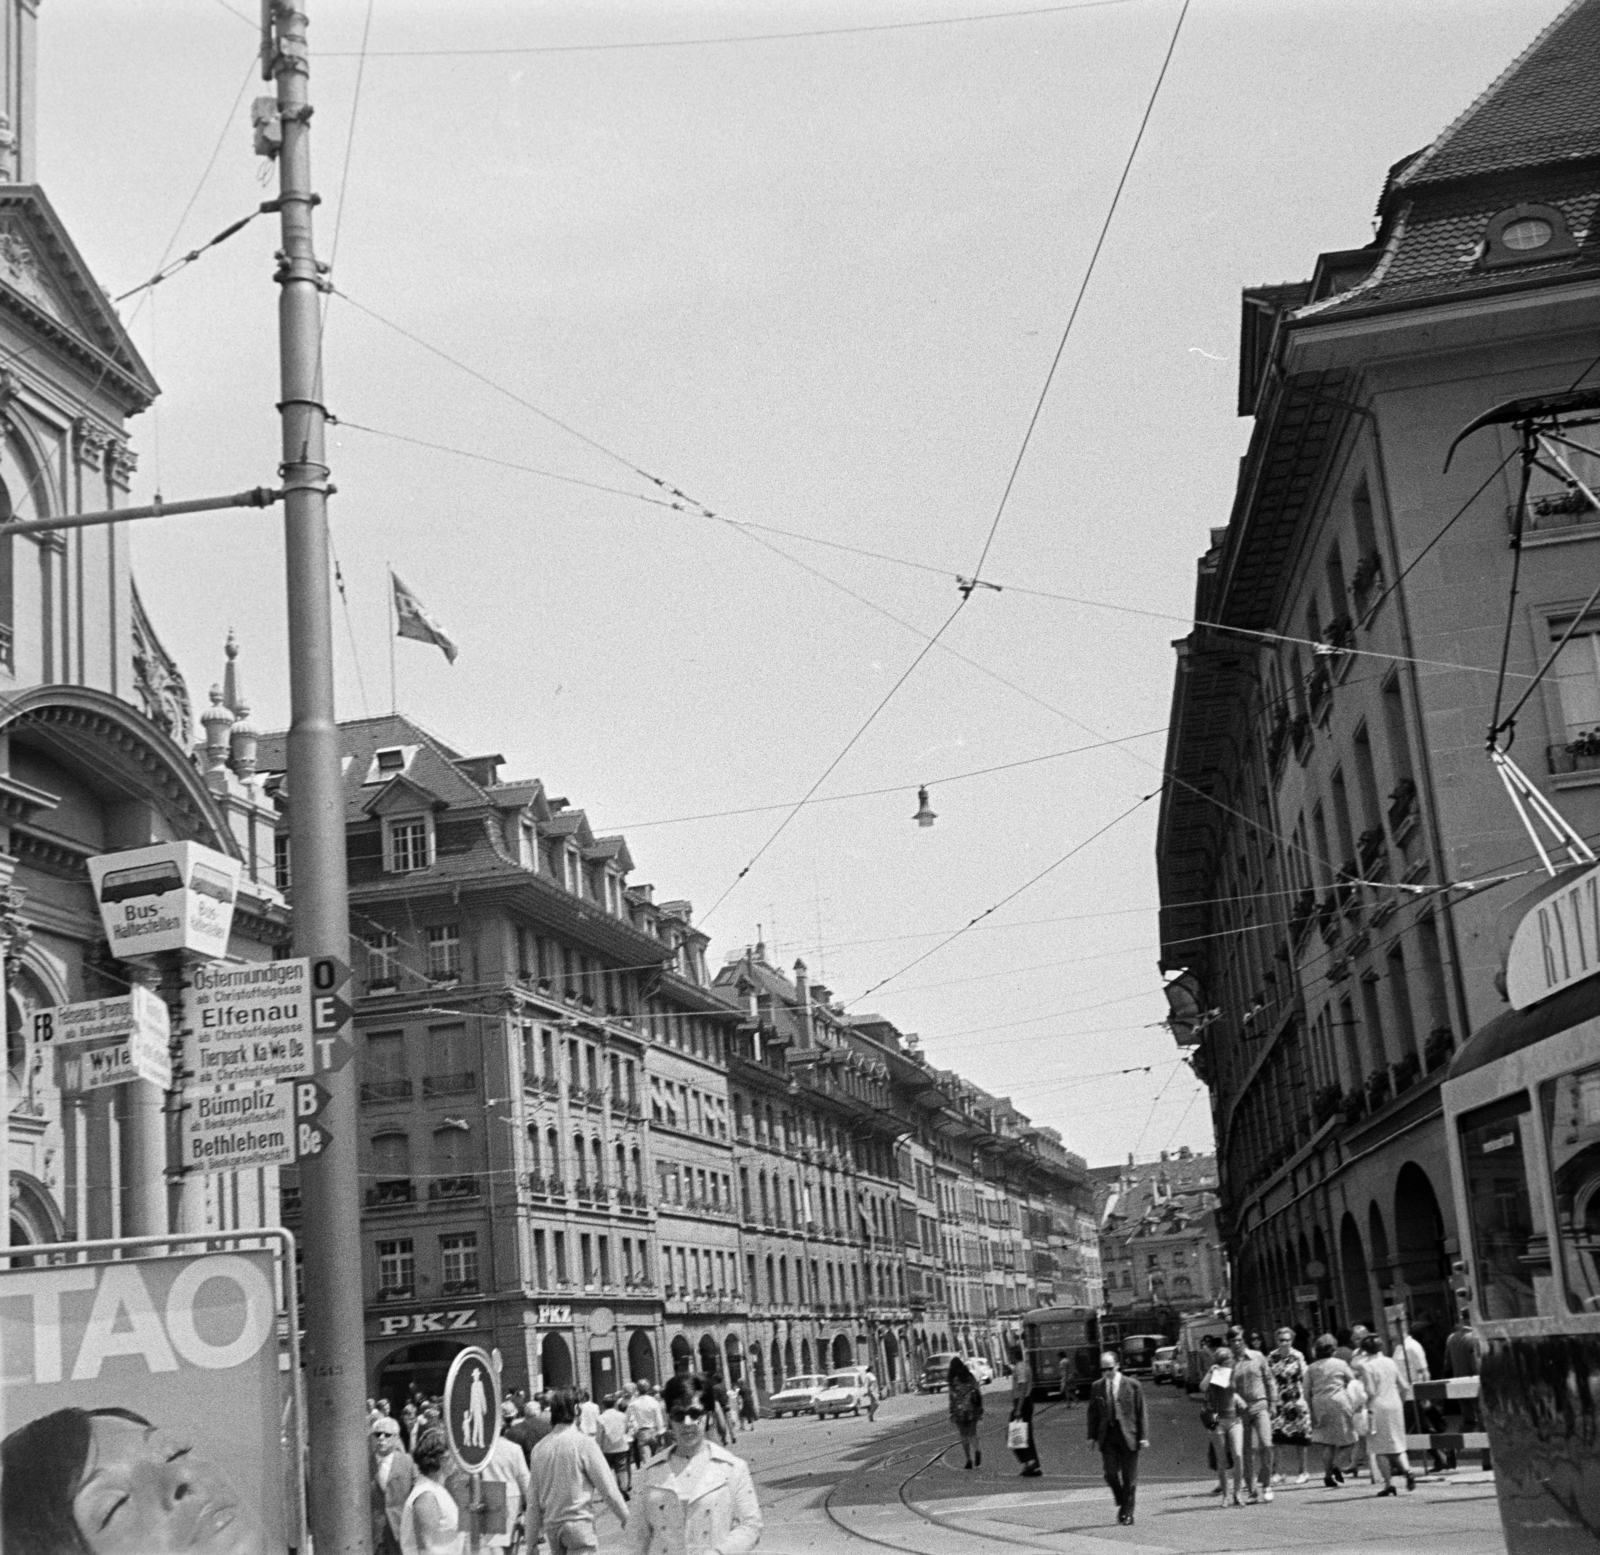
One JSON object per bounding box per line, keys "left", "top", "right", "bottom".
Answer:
{"left": 181, "top": 958, "right": 317, "bottom": 1087}
{"left": 86, "top": 841, "right": 242, "bottom": 959}
{"left": 34, "top": 986, "right": 172, "bottom": 1094}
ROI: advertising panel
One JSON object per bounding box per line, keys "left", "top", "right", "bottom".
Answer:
{"left": 0, "top": 1248, "right": 288, "bottom": 1554}
{"left": 87, "top": 841, "right": 242, "bottom": 959}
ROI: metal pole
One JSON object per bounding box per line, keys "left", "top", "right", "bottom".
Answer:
{"left": 269, "top": 4, "right": 368, "bottom": 1551}
{"left": 0, "top": 486, "right": 278, "bottom": 538}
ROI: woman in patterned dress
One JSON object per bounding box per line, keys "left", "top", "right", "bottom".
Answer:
{"left": 1269, "top": 1325, "right": 1312, "bottom": 1482}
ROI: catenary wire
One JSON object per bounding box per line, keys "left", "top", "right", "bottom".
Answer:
{"left": 849, "top": 786, "right": 1161, "bottom": 1005}
{"left": 323, "top": 0, "right": 1144, "bottom": 57}
{"left": 605, "top": 728, "right": 1168, "bottom": 829}
{"left": 700, "top": 596, "right": 970, "bottom": 923}
{"left": 968, "top": 0, "right": 1188, "bottom": 584}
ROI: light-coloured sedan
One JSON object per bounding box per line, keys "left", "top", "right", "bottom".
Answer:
{"left": 812, "top": 1368, "right": 877, "bottom": 1418}
{"left": 768, "top": 1374, "right": 827, "bottom": 1417}
{"left": 969, "top": 1356, "right": 994, "bottom": 1385}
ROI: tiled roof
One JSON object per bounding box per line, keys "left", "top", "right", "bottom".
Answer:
{"left": 257, "top": 713, "right": 489, "bottom": 823}
{"left": 1302, "top": 171, "right": 1600, "bottom": 320}
{"left": 1399, "top": 0, "right": 1600, "bottom": 188}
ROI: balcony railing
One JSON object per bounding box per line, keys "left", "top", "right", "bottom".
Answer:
{"left": 361, "top": 1078, "right": 413, "bottom": 1105}
{"left": 366, "top": 1179, "right": 415, "bottom": 1207}
{"left": 375, "top": 1283, "right": 415, "bottom": 1302}
{"left": 429, "top": 1176, "right": 480, "bottom": 1201}
{"left": 527, "top": 1074, "right": 561, "bottom": 1099}
{"left": 423, "top": 1071, "right": 476, "bottom": 1097}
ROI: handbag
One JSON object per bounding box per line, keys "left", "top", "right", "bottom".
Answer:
{"left": 1006, "top": 1417, "right": 1030, "bottom": 1450}
{"left": 1200, "top": 1406, "right": 1219, "bottom": 1430}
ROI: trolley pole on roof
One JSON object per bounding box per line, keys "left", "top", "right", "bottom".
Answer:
{"left": 265, "top": 2, "right": 369, "bottom": 1549}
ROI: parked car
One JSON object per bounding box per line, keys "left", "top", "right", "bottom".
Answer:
{"left": 920, "top": 1351, "right": 960, "bottom": 1392}
{"left": 1120, "top": 1334, "right": 1167, "bottom": 1375}
{"left": 969, "top": 1356, "right": 994, "bottom": 1385}
{"left": 813, "top": 1368, "right": 877, "bottom": 1418}
{"left": 1151, "top": 1346, "right": 1177, "bottom": 1384}
{"left": 768, "top": 1374, "right": 827, "bottom": 1417}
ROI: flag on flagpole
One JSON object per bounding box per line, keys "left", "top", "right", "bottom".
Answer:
{"left": 391, "top": 571, "right": 459, "bottom": 664}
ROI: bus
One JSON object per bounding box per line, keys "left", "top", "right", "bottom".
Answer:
{"left": 1020, "top": 1305, "right": 1103, "bottom": 1399}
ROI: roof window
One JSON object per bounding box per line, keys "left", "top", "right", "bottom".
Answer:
{"left": 363, "top": 744, "right": 420, "bottom": 784}
{"left": 1481, "top": 202, "right": 1578, "bottom": 270}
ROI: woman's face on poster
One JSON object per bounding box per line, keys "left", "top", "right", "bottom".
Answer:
{"left": 72, "top": 1415, "right": 260, "bottom": 1555}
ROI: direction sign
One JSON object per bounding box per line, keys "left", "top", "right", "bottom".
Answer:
{"left": 42, "top": 987, "right": 172, "bottom": 1093}
{"left": 292, "top": 1077, "right": 332, "bottom": 1160}
{"left": 443, "top": 1345, "right": 501, "bottom": 1475}
{"left": 182, "top": 1082, "right": 296, "bottom": 1172}
{"left": 182, "top": 958, "right": 316, "bottom": 1087}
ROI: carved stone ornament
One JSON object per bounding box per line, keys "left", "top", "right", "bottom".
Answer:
{"left": 107, "top": 440, "right": 137, "bottom": 489}
{"left": 74, "top": 416, "right": 109, "bottom": 470}
{"left": 0, "top": 229, "right": 61, "bottom": 321}
{"left": 131, "top": 579, "right": 193, "bottom": 749}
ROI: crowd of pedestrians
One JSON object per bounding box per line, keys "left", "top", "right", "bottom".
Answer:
{"left": 1197, "top": 1313, "right": 1484, "bottom": 1509}
{"left": 367, "top": 1374, "right": 763, "bottom": 1553}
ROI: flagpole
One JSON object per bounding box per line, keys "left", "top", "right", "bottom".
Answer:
{"left": 388, "top": 564, "right": 398, "bottom": 714}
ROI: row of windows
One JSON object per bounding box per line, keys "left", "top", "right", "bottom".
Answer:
{"left": 529, "top": 1227, "right": 650, "bottom": 1289}
{"left": 658, "top": 1162, "right": 734, "bottom": 1213}
{"left": 651, "top": 1076, "right": 726, "bottom": 1136}
{"left": 376, "top": 1233, "right": 477, "bottom": 1296}
{"left": 526, "top": 1128, "right": 645, "bottom": 1194}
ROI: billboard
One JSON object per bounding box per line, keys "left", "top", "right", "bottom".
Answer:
{"left": 86, "top": 842, "right": 242, "bottom": 959}
{"left": 0, "top": 1247, "right": 290, "bottom": 1553}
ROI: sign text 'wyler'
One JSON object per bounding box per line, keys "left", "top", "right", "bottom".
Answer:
{"left": 86, "top": 841, "right": 242, "bottom": 959}
{"left": 1506, "top": 861, "right": 1600, "bottom": 1009}
{"left": 35, "top": 986, "right": 172, "bottom": 1094}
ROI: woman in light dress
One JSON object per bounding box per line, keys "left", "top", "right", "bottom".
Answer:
{"left": 1306, "top": 1334, "right": 1358, "bottom": 1485}
{"left": 1353, "top": 1334, "right": 1414, "bottom": 1496}
{"left": 1268, "top": 1326, "right": 1312, "bottom": 1483}
{"left": 401, "top": 1428, "right": 463, "bottom": 1555}
{"left": 1204, "top": 1346, "right": 1247, "bottom": 1506}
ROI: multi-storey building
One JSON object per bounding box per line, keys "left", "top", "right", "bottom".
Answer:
{"left": 1156, "top": 1, "right": 1600, "bottom": 1364}
{"left": 263, "top": 713, "right": 1107, "bottom": 1403}
{"left": 1091, "top": 1150, "right": 1225, "bottom": 1314}
{"left": 263, "top": 715, "right": 678, "bottom": 1403}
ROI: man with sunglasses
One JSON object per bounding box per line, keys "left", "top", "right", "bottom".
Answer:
{"left": 368, "top": 1413, "right": 416, "bottom": 1555}
{"left": 526, "top": 1388, "right": 629, "bottom": 1553}
{"left": 1086, "top": 1350, "right": 1149, "bottom": 1526}
{"left": 623, "top": 1373, "right": 762, "bottom": 1553}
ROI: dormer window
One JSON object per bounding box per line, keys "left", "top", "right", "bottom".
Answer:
{"left": 1482, "top": 202, "right": 1579, "bottom": 269}
{"left": 563, "top": 846, "right": 583, "bottom": 896}
{"left": 363, "top": 744, "right": 420, "bottom": 784}
{"left": 385, "top": 813, "right": 434, "bottom": 873}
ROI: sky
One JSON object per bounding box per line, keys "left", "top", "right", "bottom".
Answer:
{"left": 38, "top": 0, "right": 1570, "bottom": 1168}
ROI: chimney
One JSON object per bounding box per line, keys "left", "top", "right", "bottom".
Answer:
{"left": 793, "top": 958, "right": 813, "bottom": 1048}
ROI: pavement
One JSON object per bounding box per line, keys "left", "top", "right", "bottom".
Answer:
{"left": 581, "top": 1379, "right": 1508, "bottom": 1555}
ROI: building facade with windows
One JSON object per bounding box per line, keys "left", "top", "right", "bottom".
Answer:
{"left": 1156, "top": 0, "right": 1600, "bottom": 1364}
{"left": 1092, "top": 1150, "right": 1224, "bottom": 1314}
{"left": 0, "top": 0, "right": 287, "bottom": 1262}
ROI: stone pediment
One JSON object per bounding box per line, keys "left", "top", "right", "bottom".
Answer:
{"left": 0, "top": 187, "right": 159, "bottom": 412}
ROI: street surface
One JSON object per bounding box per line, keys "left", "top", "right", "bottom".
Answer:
{"left": 584, "top": 1381, "right": 1506, "bottom": 1554}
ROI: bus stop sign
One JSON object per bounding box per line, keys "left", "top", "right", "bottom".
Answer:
{"left": 443, "top": 1345, "right": 501, "bottom": 1474}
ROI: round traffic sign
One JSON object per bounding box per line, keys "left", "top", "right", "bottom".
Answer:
{"left": 443, "top": 1345, "right": 501, "bottom": 1474}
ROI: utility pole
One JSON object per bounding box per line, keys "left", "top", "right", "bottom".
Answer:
{"left": 267, "top": 3, "right": 368, "bottom": 1550}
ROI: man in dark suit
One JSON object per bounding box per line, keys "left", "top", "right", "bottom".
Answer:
{"left": 369, "top": 1415, "right": 417, "bottom": 1555}
{"left": 1086, "top": 1349, "right": 1148, "bottom": 1525}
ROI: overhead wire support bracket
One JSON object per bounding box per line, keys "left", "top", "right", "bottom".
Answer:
{"left": 0, "top": 485, "right": 280, "bottom": 538}
{"left": 1452, "top": 388, "right": 1600, "bottom": 876}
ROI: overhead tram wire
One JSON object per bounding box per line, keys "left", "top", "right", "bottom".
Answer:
{"left": 966, "top": 0, "right": 1190, "bottom": 586}
{"left": 330, "top": 417, "right": 1534, "bottom": 693}
{"left": 322, "top": 0, "right": 1145, "bottom": 57}
{"left": 606, "top": 728, "right": 1168, "bottom": 829}
{"left": 699, "top": 594, "right": 972, "bottom": 924}
{"left": 848, "top": 785, "right": 1161, "bottom": 1005}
